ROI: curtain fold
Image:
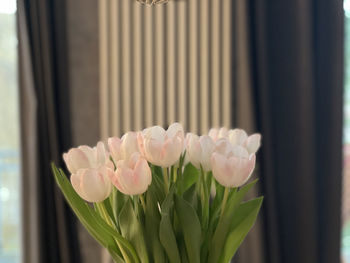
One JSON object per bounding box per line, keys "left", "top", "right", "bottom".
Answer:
{"left": 248, "top": 1, "right": 344, "bottom": 263}
{"left": 233, "top": 1, "right": 265, "bottom": 263}
{"left": 18, "top": 0, "right": 81, "bottom": 262}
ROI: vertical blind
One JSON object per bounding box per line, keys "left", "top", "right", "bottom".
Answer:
{"left": 99, "top": 0, "right": 233, "bottom": 138}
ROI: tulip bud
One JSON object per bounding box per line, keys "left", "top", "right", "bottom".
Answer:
{"left": 70, "top": 166, "right": 112, "bottom": 202}
{"left": 108, "top": 152, "right": 152, "bottom": 195}
{"left": 211, "top": 139, "right": 256, "bottom": 188}
{"left": 186, "top": 134, "right": 215, "bottom": 172}
{"left": 108, "top": 132, "right": 140, "bottom": 162}
{"left": 208, "top": 127, "right": 228, "bottom": 142}
{"left": 63, "top": 142, "right": 110, "bottom": 174}
{"left": 138, "top": 123, "right": 184, "bottom": 167}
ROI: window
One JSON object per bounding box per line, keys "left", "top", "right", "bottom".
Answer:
{"left": 0, "top": 1, "right": 21, "bottom": 262}
{"left": 343, "top": 1, "right": 350, "bottom": 262}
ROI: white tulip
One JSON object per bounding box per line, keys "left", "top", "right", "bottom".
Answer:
{"left": 228, "top": 129, "right": 261, "bottom": 154}
{"left": 70, "top": 166, "right": 112, "bottom": 202}
{"left": 63, "top": 142, "right": 111, "bottom": 174}
{"left": 138, "top": 123, "right": 184, "bottom": 167}
{"left": 211, "top": 139, "right": 256, "bottom": 188}
{"left": 227, "top": 129, "right": 248, "bottom": 146}
{"left": 108, "top": 152, "right": 152, "bottom": 195}
{"left": 208, "top": 127, "right": 229, "bottom": 142}
{"left": 186, "top": 134, "right": 215, "bottom": 172}
{"left": 108, "top": 132, "right": 140, "bottom": 162}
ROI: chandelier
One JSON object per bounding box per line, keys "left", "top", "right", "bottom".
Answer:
{"left": 136, "top": 0, "right": 168, "bottom": 4}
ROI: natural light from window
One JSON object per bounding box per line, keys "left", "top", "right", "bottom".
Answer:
{"left": 0, "top": 0, "right": 21, "bottom": 263}
{"left": 344, "top": 0, "right": 350, "bottom": 263}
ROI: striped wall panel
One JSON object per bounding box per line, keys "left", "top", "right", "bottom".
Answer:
{"left": 99, "top": 0, "right": 233, "bottom": 139}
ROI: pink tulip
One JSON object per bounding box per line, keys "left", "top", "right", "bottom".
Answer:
{"left": 108, "top": 152, "right": 152, "bottom": 195}
{"left": 108, "top": 132, "right": 140, "bottom": 162}
{"left": 186, "top": 134, "right": 215, "bottom": 172}
{"left": 70, "top": 166, "right": 112, "bottom": 202}
{"left": 138, "top": 123, "right": 184, "bottom": 167}
{"left": 211, "top": 139, "right": 256, "bottom": 188}
{"left": 208, "top": 127, "right": 229, "bottom": 142}
{"left": 63, "top": 142, "right": 111, "bottom": 174}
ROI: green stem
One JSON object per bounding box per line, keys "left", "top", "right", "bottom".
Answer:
{"left": 96, "top": 203, "right": 133, "bottom": 263}
{"left": 96, "top": 202, "right": 113, "bottom": 226}
{"left": 173, "top": 167, "right": 178, "bottom": 182}
{"left": 163, "top": 167, "right": 169, "bottom": 194}
{"left": 115, "top": 239, "right": 133, "bottom": 263}
{"left": 220, "top": 188, "right": 230, "bottom": 217}
{"left": 139, "top": 194, "right": 146, "bottom": 213}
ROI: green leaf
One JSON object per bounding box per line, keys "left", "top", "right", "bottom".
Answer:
{"left": 52, "top": 164, "right": 139, "bottom": 263}
{"left": 219, "top": 197, "right": 263, "bottom": 263}
{"left": 113, "top": 189, "right": 128, "bottom": 222}
{"left": 107, "top": 245, "right": 125, "bottom": 263}
{"left": 210, "top": 181, "right": 225, "bottom": 219}
{"left": 178, "top": 163, "right": 199, "bottom": 194}
{"left": 119, "top": 198, "right": 149, "bottom": 263}
{"left": 200, "top": 170, "right": 211, "bottom": 231}
{"left": 159, "top": 187, "right": 181, "bottom": 263}
{"left": 207, "top": 179, "right": 258, "bottom": 263}
{"left": 174, "top": 194, "right": 201, "bottom": 263}
{"left": 145, "top": 184, "right": 165, "bottom": 263}
{"left": 104, "top": 197, "right": 117, "bottom": 227}
{"left": 52, "top": 165, "right": 116, "bottom": 248}
{"left": 179, "top": 238, "right": 189, "bottom": 263}
{"left": 183, "top": 184, "right": 198, "bottom": 210}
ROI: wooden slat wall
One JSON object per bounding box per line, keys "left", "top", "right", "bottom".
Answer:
{"left": 99, "top": 0, "right": 232, "bottom": 139}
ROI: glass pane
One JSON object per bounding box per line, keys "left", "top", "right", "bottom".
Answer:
{"left": 0, "top": 1, "right": 21, "bottom": 262}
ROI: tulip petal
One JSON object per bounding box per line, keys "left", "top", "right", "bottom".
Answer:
{"left": 211, "top": 153, "right": 231, "bottom": 187}
{"left": 199, "top": 135, "right": 215, "bottom": 171}
{"left": 208, "top": 128, "right": 219, "bottom": 141}
{"left": 166, "top": 122, "right": 184, "bottom": 139}
{"left": 187, "top": 134, "right": 201, "bottom": 168}
{"left": 133, "top": 158, "right": 152, "bottom": 192}
{"left": 71, "top": 170, "right": 88, "bottom": 201}
{"left": 147, "top": 126, "right": 166, "bottom": 143}
{"left": 80, "top": 168, "right": 111, "bottom": 202}
{"left": 228, "top": 129, "right": 248, "bottom": 146}
{"left": 115, "top": 167, "right": 134, "bottom": 195}
{"left": 108, "top": 137, "right": 122, "bottom": 161}
{"left": 227, "top": 154, "right": 256, "bottom": 187}
{"left": 63, "top": 153, "right": 75, "bottom": 174}
{"left": 218, "top": 127, "right": 229, "bottom": 139}
{"left": 120, "top": 132, "right": 140, "bottom": 160}
{"left": 96, "top": 141, "right": 107, "bottom": 166}
{"left": 78, "top": 146, "right": 95, "bottom": 167}
{"left": 144, "top": 138, "right": 162, "bottom": 165}
{"left": 161, "top": 136, "right": 183, "bottom": 167}
{"left": 231, "top": 145, "right": 249, "bottom": 159}
{"left": 245, "top": 134, "right": 261, "bottom": 154}
{"left": 66, "top": 149, "right": 91, "bottom": 174}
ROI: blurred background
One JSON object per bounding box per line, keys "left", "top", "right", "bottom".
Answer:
{"left": 0, "top": 0, "right": 345, "bottom": 262}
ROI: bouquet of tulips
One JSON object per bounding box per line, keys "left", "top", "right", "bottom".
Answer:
{"left": 52, "top": 123, "right": 263, "bottom": 263}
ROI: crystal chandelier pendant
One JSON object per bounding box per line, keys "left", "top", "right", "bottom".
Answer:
{"left": 136, "top": 0, "right": 168, "bottom": 4}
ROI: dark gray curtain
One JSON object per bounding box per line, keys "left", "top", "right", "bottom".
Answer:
{"left": 248, "top": 1, "right": 344, "bottom": 263}
{"left": 18, "top": 0, "right": 81, "bottom": 262}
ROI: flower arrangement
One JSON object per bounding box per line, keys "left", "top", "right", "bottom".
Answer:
{"left": 52, "top": 123, "right": 263, "bottom": 263}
